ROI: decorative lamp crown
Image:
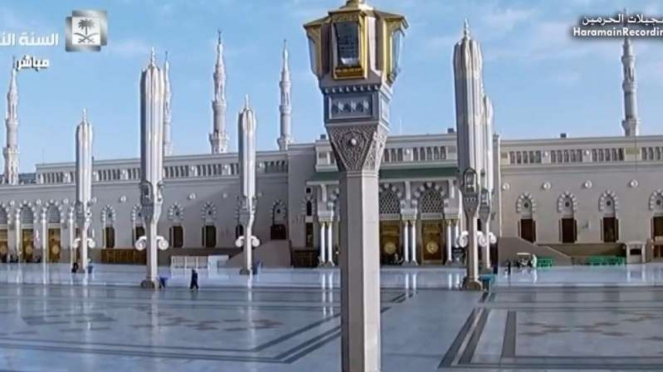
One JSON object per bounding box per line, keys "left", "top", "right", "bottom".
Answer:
{"left": 303, "top": 0, "right": 408, "bottom": 85}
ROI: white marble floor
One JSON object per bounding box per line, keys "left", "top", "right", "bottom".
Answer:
{"left": 0, "top": 263, "right": 661, "bottom": 372}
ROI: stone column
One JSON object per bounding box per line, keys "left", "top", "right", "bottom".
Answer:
{"left": 410, "top": 220, "right": 418, "bottom": 265}
{"left": 446, "top": 220, "right": 452, "bottom": 264}
{"left": 319, "top": 222, "right": 326, "bottom": 266}
{"left": 40, "top": 209, "right": 47, "bottom": 264}
{"left": 403, "top": 220, "right": 410, "bottom": 263}
{"left": 326, "top": 222, "right": 334, "bottom": 266}
{"left": 481, "top": 219, "right": 491, "bottom": 270}
{"left": 67, "top": 213, "right": 75, "bottom": 265}
{"left": 13, "top": 211, "right": 20, "bottom": 259}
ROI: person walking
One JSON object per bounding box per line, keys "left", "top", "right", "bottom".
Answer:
{"left": 189, "top": 269, "right": 199, "bottom": 291}
{"left": 506, "top": 260, "right": 512, "bottom": 276}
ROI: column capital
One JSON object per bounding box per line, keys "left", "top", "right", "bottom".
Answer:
{"left": 327, "top": 123, "right": 388, "bottom": 172}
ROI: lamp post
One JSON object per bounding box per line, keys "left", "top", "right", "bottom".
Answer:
{"left": 304, "top": 1, "right": 407, "bottom": 371}
{"left": 478, "top": 187, "right": 491, "bottom": 270}
{"left": 460, "top": 168, "right": 481, "bottom": 290}
{"left": 135, "top": 49, "right": 169, "bottom": 288}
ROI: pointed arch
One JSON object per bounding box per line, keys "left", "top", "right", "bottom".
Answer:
{"left": 649, "top": 189, "right": 663, "bottom": 211}
{"left": 379, "top": 183, "right": 402, "bottom": 216}
{"left": 415, "top": 182, "right": 445, "bottom": 215}
{"left": 168, "top": 203, "right": 184, "bottom": 223}
{"left": 271, "top": 200, "right": 287, "bottom": 225}
{"left": 201, "top": 201, "right": 217, "bottom": 223}
{"left": 0, "top": 202, "right": 8, "bottom": 225}
{"left": 100, "top": 205, "right": 117, "bottom": 226}
{"left": 303, "top": 195, "right": 316, "bottom": 217}
{"left": 271, "top": 200, "right": 288, "bottom": 240}
{"left": 515, "top": 193, "right": 536, "bottom": 215}
{"left": 598, "top": 190, "right": 619, "bottom": 213}
{"left": 45, "top": 201, "right": 62, "bottom": 225}
{"left": 557, "top": 192, "right": 578, "bottom": 214}
{"left": 19, "top": 201, "right": 35, "bottom": 225}
{"left": 131, "top": 204, "right": 143, "bottom": 224}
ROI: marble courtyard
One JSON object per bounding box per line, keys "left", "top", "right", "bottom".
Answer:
{"left": 0, "top": 264, "right": 659, "bottom": 371}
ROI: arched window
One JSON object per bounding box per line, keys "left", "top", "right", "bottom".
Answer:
{"left": 202, "top": 225, "right": 216, "bottom": 248}
{"left": 306, "top": 201, "right": 313, "bottom": 216}
{"left": 170, "top": 226, "right": 184, "bottom": 248}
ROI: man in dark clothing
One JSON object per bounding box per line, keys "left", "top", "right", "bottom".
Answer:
{"left": 71, "top": 262, "right": 79, "bottom": 273}
{"left": 506, "top": 260, "right": 512, "bottom": 275}
{"left": 190, "top": 269, "right": 199, "bottom": 291}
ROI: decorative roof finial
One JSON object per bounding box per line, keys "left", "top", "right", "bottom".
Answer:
{"left": 82, "top": 108, "right": 87, "bottom": 122}
{"left": 150, "top": 47, "right": 156, "bottom": 65}
{"left": 164, "top": 50, "right": 169, "bottom": 63}
{"left": 244, "top": 94, "right": 250, "bottom": 109}
{"left": 463, "top": 19, "right": 470, "bottom": 38}
{"left": 282, "top": 39, "right": 289, "bottom": 69}
{"left": 218, "top": 29, "right": 222, "bottom": 44}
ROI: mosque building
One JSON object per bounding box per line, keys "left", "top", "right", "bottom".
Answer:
{"left": 0, "top": 24, "right": 661, "bottom": 267}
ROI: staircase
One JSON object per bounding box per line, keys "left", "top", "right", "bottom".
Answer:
{"left": 226, "top": 240, "right": 292, "bottom": 268}
{"left": 498, "top": 237, "right": 573, "bottom": 266}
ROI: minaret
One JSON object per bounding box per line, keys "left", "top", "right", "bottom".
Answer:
{"left": 621, "top": 36, "right": 639, "bottom": 136}
{"left": 3, "top": 60, "right": 19, "bottom": 185}
{"left": 163, "top": 51, "right": 173, "bottom": 156}
{"left": 277, "top": 39, "right": 293, "bottom": 151}
{"left": 237, "top": 95, "right": 258, "bottom": 275}
{"left": 209, "top": 30, "right": 229, "bottom": 153}
{"left": 75, "top": 109, "right": 93, "bottom": 272}
{"left": 453, "top": 20, "right": 485, "bottom": 289}
{"left": 136, "top": 48, "right": 169, "bottom": 288}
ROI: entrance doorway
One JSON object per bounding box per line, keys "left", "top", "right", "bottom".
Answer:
{"left": 602, "top": 217, "right": 619, "bottom": 243}
{"left": 22, "top": 229, "right": 34, "bottom": 262}
{"left": 380, "top": 221, "right": 401, "bottom": 265}
{"left": 519, "top": 218, "right": 536, "bottom": 243}
{"left": 560, "top": 218, "right": 577, "bottom": 243}
{"left": 422, "top": 220, "right": 444, "bottom": 263}
{"left": 48, "top": 228, "right": 61, "bottom": 263}
{"left": 653, "top": 216, "right": 663, "bottom": 258}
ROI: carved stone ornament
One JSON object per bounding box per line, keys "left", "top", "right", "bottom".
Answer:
{"left": 134, "top": 235, "right": 167, "bottom": 251}
{"left": 456, "top": 231, "right": 469, "bottom": 248}
{"left": 629, "top": 179, "right": 638, "bottom": 188}
{"left": 542, "top": 182, "right": 551, "bottom": 190}
{"left": 502, "top": 183, "right": 510, "bottom": 191}
{"left": 327, "top": 124, "right": 386, "bottom": 172}
{"left": 235, "top": 235, "right": 260, "bottom": 248}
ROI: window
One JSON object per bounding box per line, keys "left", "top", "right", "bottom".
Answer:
{"left": 305, "top": 222, "right": 314, "bottom": 247}
{"left": 104, "top": 226, "right": 115, "bottom": 248}
{"left": 170, "top": 226, "right": 184, "bottom": 248}
{"left": 602, "top": 217, "right": 618, "bottom": 243}
{"left": 235, "top": 225, "right": 244, "bottom": 240}
{"left": 560, "top": 218, "right": 577, "bottom": 243}
{"left": 519, "top": 219, "right": 536, "bottom": 243}
{"left": 306, "top": 201, "right": 313, "bottom": 216}
{"left": 133, "top": 226, "right": 145, "bottom": 242}
{"left": 202, "top": 225, "right": 216, "bottom": 248}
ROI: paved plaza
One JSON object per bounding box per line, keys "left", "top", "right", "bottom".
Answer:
{"left": 0, "top": 264, "right": 661, "bottom": 371}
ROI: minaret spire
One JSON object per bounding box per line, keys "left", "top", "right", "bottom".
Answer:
{"left": 163, "top": 51, "right": 173, "bottom": 156}
{"left": 210, "top": 30, "right": 229, "bottom": 153}
{"left": 621, "top": 35, "right": 639, "bottom": 136}
{"left": 277, "top": 39, "right": 293, "bottom": 151}
{"left": 4, "top": 59, "right": 19, "bottom": 185}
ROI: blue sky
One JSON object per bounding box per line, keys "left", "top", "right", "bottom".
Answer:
{"left": 0, "top": 0, "right": 661, "bottom": 171}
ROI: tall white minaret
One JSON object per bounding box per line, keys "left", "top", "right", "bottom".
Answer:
{"left": 163, "top": 51, "right": 173, "bottom": 156}
{"left": 3, "top": 60, "right": 19, "bottom": 185}
{"left": 209, "top": 30, "right": 229, "bottom": 153}
{"left": 621, "top": 36, "right": 639, "bottom": 137}
{"left": 277, "top": 39, "right": 293, "bottom": 151}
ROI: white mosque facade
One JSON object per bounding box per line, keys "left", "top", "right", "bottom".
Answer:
{"left": 0, "top": 28, "right": 662, "bottom": 267}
